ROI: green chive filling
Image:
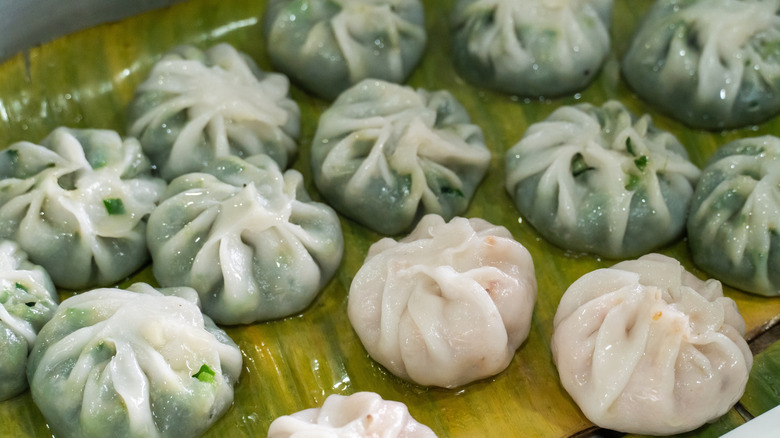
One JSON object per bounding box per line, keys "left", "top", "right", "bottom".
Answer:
{"left": 193, "top": 364, "right": 216, "bottom": 383}
{"left": 103, "top": 198, "right": 126, "bottom": 215}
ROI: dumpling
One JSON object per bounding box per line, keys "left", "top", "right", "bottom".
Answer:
{"left": 0, "top": 240, "right": 58, "bottom": 401}
{"left": 505, "top": 100, "right": 700, "bottom": 258}
{"left": 147, "top": 154, "right": 344, "bottom": 325}
{"left": 267, "top": 392, "right": 438, "bottom": 438}
{"left": 688, "top": 135, "right": 780, "bottom": 296}
{"left": 127, "top": 43, "right": 300, "bottom": 181}
{"left": 451, "top": 0, "right": 613, "bottom": 97}
{"left": 621, "top": 0, "right": 780, "bottom": 130}
{"left": 263, "top": 0, "right": 427, "bottom": 100}
{"left": 551, "top": 253, "right": 752, "bottom": 435}
{"left": 312, "top": 79, "right": 491, "bottom": 236}
{"left": 26, "top": 282, "right": 243, "bottom": 438}
{"left": 348, "top": 214, "right": 536, "bottom": 388}
{"left": 0, "top": 127, "right": 166, "bottom": 289}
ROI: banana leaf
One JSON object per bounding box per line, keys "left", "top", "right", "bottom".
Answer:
{"left": 0, "top": 0, "right": 779, "bottom": 436}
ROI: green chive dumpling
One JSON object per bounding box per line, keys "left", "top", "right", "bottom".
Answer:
{"left": 0, "top": 240, "right": 58, "bottom": 401}
{"left": 26, "top": 282, "right": 242, "bottom": 438}
{"left": 688, "top": 136, "right": 780, "bottom": 296}
{"left": 128, "top": 43, "right": 300, "bottom": 181}
{"left": 147, "top": 154, "right": 344, "bottom": 325}
{"left": 263, "top": 0, "right": 427, "bottom": 100}
{"left": 311, "top": 79, "right": 491, "bottom": 235}
{"left": 451, "top": 0, "right": 614, "bottom": 97}
{"left": 621, "top": 0, "right": 780, "bottom": 130}
{"left": 505, "top": 100, "right": 701, "bottom": 258}
{"left": 0, "top": 127, "right": 166, "bottom": 289}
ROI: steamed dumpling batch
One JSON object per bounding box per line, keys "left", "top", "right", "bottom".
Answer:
{"left": 312, "top": 79, "right": 491, "bottom": 235}
{"left": 148, "top": 154, "right": 343, "bottom": 325}
{"left": 27, "top": 283, "right": 242, "bottom": 438}
{"left": 0, "top": 240, "right": 58, "bottom": 400}
{"left": 348, "top": 214, "right": 536, "bottom": 388}
{"left": 688, "top": 135, "right": 780, "bottom": 296}
{"left": 267, "top": 392, "right": 438, "bottom": 437}
{"left": 128, "top": 43, "right": 300, "bottom": 181}
{"left": 505, "top": 100, "right": 700, "bottom": 258}
{"left": 263, "top": 0, "right": 427, "bottom": 100}
{"left": 0, "top": 127, "right": 166, "bottom": 289}
{"left": 552, "top": 254, "right": 752, "bottom": 435}
{"left": 451, "top": 0, "right": 613, "bottom": 97}
{"left": 622, "top": 0, "right": 780, "bottom": 130}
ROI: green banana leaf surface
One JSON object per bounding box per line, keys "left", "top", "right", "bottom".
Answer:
{"left": 1, "top": 0, "right": 779, "bottom": 437}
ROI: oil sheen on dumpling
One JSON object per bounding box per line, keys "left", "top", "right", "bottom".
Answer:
{"left": 688, "top": 135, "right": 780, "bottom": 296}
{"left": 312, "top": 79, "right": 491, "bottom": 236}
{"left": 267, "top": 392, "right": 438, "bottom": 438}
{"left": 27, "top": 283, "right": 243, "bottom": 438}
{"left": 148, "top": 154, "right": 343, "bottom": 325}
{"left": 263, "top": 0, "right": 427, "bottom": 100}
{"left": 622, "top": 0, "right": 780, "bottom": 130}
{"left": 451, "top": 0, "right": 613, "bottom": 97}
{"left": 505, "top": 100, "right": 700, "bottom": 258}
{"left": 0, "top": 240, "right": 58, "bottom": 401}
{"left": 0, "top": 127, "right": 166, "bottom": 289}
{"left": 128, "top": 43, "right": 300, "bottom": 181}
{"left": 348, "top": 214, "right": 536, "bottom": 388}
{"left": 551, "top": 254, "right": 752, "bottom": 435}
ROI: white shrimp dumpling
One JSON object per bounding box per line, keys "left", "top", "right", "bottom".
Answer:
{"left": 348, "top": 214, "right": 536, "bottom": 388}
{"left": 551, "top": 254, "right": 752, "bottom": 435}
{"left": 128, "top": 43, "right": 300, "bottom": 181}
{"left": 267, "top": 392, "right": 438, "bottom": 438}
{"left": 27, "top": 283, "right": 243, "bottom": 438}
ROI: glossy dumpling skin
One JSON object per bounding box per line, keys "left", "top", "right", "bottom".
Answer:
{"left": 348, "top": 214, "right": 536, "bottom": 388}
{"left": 688, "top": 136, "right": 780, "bottom": 296}
{"left": 263, "top": 0, "right": 427, "bottom": 100}
{"left": 148, "top": 154, "right": 344, "bottom": 325}
{"left": 26, "top": 283, "right": 242, "bottom": 438}
{"left": 451, "top": 0, "right": 613, "bottom": 97}
{"left": 128, "top": 43, "right": 300, "bottom": 181}
{"left": 505, "top": 100, "right": 700, "bottom": 258}
{"left": 0, "top": 240, "right": 58, "bottom": 400}
{"left": 622, "top": 0, "right": 780, "bottom": 130}
{"left": 312, "top": 79, "right": 491, "bottom": 235}
{"left": 267, "top": 392, "right": 438, "bottom": 438}
{"left": 0, "top": 127, "right": 166, "bottom": 289}
{"left": 552, "top": 254, "right": 752, "bottom": 435}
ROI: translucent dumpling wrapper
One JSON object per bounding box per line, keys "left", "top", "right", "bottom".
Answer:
{"left": 450, "top": 0, "right": 613, "bottom": 97}
{"left": 348, "top": 214, "right": 537, "bottom": 388}
{"left": 263, "top": 0, "right": 427, "bottom": 100}
{"left": 0, "top": 127, "right": 166, "bottom": 289}
{"left": 505, "top": 100, "right": 700, "bottom": 258}
{"left": 148, "top": 154, "right": 344, "bottom": 325}
{"left": 312, "top": 79, "right": 491, "bottom": 235}
{"left": 688, "top": 135, "right": 780, "bottom": 296}
{"left": 551, "top": 253, "right": 752, "bottom": 435}
{"left": 128, "top": 43, "right": 300, "bottom": 181}
{"left": 267, "top": 391, "right": 438, "bottom": 438}
{"left": 621, "top": 0, "right": 780, "bottom": 130}
{"left": 26, "top": 282, "right": 243, "bottom": 438}
{"left": 0, "top": 240, "right": 58, "bottom": 400}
